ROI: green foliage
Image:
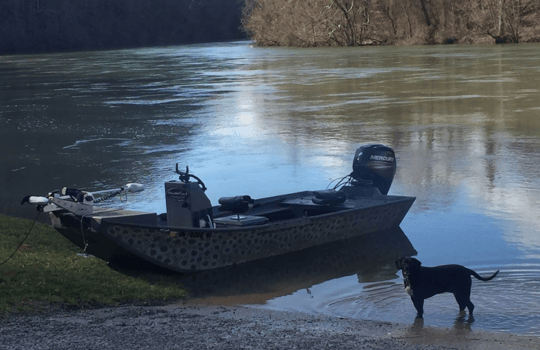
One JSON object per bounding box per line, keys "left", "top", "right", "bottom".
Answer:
{"left": 0, "top": 214, "right": 187, "bottom": 314}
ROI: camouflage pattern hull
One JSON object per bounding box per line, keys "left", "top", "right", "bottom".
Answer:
{"left": 49, "top": 192, "right": 415, "bottom": 272}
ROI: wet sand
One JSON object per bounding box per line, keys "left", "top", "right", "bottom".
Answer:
{"left": 1, "top": 304, "right": 538, "bottom": 350}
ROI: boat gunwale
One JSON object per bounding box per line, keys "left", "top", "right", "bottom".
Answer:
{"left": 97, "top": 194, "right": 416, "bottom": 233}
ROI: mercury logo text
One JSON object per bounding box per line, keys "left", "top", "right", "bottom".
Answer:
{"left": 370, "top": 155, "right": 394, "bottom": 162}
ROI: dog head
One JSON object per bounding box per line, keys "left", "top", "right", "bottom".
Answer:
{"left": 396, "top": 257, "right": 421, "bottom": 297}
{"left": 395, "top": 257, "right": 422, "bottom": 276}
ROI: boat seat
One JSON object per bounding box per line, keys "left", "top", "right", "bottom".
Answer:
{"left": 312, "top": 190, "right": 347, "bottom": 205}
{"left": 218, "top": 195, "right": 254, "bottom": 214}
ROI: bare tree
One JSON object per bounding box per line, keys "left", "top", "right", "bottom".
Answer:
{"left": 419, "top": 0, "right": 432, "bottom": 26}
{"left": 241, "top": 0, "right": 540, "bottom": 47}
{"left": 401, "top": 0, "right": 414, "bottom": 38}
{"left": 333, "top": 0, "right": 357, "bottom": 45}
{"left": 379, "top": 0, "right": 398, "bottom": 36}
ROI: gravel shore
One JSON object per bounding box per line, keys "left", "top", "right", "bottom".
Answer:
{"left": 1, "top": 304, "right": 539, "bottom": 350}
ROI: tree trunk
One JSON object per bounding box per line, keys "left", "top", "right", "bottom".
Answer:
{"left": 333, "top": 0, "right": 356, "bottom": 45}
{"left": 498, "top": 0, "right": 505, "bottom": 35}
{"left": 401, "top": 0, "right": 413, "bottom": 38}
{"left": 419, "top": 0, "right": 432, "bottom": 26}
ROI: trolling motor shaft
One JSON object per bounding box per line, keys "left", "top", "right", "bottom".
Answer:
{"left": 21, "top": 183, "right": 145, "bottom": 215}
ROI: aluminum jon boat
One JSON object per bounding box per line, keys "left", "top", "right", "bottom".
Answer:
{"left": 23, "top": 144, "right": 415, "bottom": 273}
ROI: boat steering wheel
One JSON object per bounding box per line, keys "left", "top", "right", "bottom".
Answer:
{"left": 175, "top": 164, "right": 207, "bottom": 192}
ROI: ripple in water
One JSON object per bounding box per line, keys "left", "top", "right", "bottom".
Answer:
{"left": 266, "top": 263, "right": 540, "bottom": 336}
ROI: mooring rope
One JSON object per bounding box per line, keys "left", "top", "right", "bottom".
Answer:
{"left": 0, "top": 211, "right": 41, "bottom": 266}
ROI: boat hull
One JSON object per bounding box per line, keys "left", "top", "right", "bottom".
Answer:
{"left": 163, "top": 227, "right": 417, "bottom": 301}
{"left": 49, "top": 193, "right": 415, "bottom": 272}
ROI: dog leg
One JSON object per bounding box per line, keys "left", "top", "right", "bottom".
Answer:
{"left": 454, "top": 293, "right": 475, "bottom": 316}
{"left": 411, "top": 296, "right": 424, "bottom": 318}
{"left": 454, "top": 294, "right": 467, "bottom": 313}
{"left": 467, "top": 300, "right": 475, "bottom": 316}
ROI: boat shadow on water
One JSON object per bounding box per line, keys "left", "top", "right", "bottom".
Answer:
{"left": 111, "top": 226, "right": 416, "bottom": 302}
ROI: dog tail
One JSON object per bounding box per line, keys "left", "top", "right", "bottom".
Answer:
{"left": 470, "top": 269, "right": 499, "bottom": 281}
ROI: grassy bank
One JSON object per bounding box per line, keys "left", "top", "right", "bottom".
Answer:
{"left": 0, "top": 214, "right": 187, "bottom": 314}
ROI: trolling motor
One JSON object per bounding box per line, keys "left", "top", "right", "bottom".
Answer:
{"left": 21, "top": 183, "right": 145, "bottom": 215}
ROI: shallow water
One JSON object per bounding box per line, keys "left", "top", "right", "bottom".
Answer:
{"left": 2, "top": 41, "right": 540, "bottom": 335}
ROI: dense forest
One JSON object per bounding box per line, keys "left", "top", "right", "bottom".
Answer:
{"left": 241, "top": 0, "right": 540, "bottom": 46}
{"left": 0, "top": 0, "right": 245, "bottom": 54}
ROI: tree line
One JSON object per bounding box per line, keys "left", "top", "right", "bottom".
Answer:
{"left": 1, "top": 0, "right": 244, "bottom": 54}
{"left": 241, "top": 0, "right": 540, "bottom": 46}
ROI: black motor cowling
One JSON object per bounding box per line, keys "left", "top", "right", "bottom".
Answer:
{"left": 351, "top": 144, "right": 396, "bottom": 195}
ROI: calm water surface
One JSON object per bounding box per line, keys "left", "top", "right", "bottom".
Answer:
{"left": 2, "top": 41, "right": 540, "bottom": 335}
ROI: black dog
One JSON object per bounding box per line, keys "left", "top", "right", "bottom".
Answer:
{"left": 395, "top": 257, "right": 499, "bottom": 319}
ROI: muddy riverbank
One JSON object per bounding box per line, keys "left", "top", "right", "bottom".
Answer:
{"left": 1, "top": 304, "right": 538, "bottom": 350}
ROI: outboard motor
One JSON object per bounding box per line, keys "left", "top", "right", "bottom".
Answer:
{"left": 350, "top": 144, "right": 396, "bottom": 195}
{"left": 165, "top": 165, "right": 213, "bottom": 228}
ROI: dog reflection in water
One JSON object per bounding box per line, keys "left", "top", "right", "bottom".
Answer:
{"left": 395, "top": 257, "right": 499, "bottom": 319}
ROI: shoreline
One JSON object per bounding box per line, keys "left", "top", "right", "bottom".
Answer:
{"left": 2, "top": 213, "right": 538, "bottom": 348}
{"left": 1, "top": 303, "right": 539, "bottom": 350}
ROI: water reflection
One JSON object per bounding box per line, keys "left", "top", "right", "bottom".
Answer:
{"left": 172, "top": 227, "right": 416, "bottom": 304}
{"left": 2, "top": 41, "right": 540, "bottom": 334}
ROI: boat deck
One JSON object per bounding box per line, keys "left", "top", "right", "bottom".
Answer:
{"left": 85, "top": 190, "right": 414, "bottom": 230}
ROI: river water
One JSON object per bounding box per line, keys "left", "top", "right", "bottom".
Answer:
{"left": 2, "top": 41, "right": 540, "bottom": 335}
